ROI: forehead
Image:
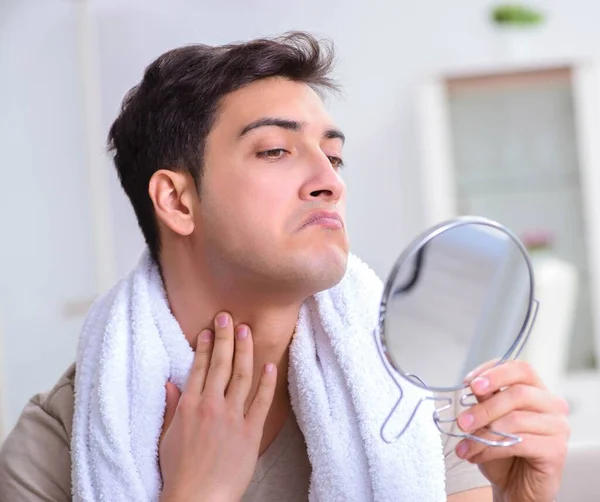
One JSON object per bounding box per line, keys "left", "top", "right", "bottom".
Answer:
{"left": 215, "top": 77, "right": 334, "bottom": 131}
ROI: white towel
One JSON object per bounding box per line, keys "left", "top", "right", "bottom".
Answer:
{"left": 72, "top": 250, "right": 446, "bottom": 501}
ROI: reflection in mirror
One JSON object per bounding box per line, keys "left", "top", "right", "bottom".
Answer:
{"left": 383, "top": 222, "right": 533, "bottom": 391}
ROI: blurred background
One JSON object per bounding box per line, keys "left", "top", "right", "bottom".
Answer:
{"left": 1, "top": 0, "right": 599, "bottom": 497}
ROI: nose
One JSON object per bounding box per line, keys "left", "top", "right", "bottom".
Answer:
{"left": 300, "top": 151, "right": 345, "bottom": 203}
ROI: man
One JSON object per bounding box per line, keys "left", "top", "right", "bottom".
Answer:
{"left": 0, "top": 32, "right": 569, "bottom": 501}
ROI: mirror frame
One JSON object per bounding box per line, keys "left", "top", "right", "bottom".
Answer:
{"left": 377, "top": 215, "right": 537, "bottom": 393}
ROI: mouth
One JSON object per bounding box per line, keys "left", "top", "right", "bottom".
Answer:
{"left": 300, "top": 211, "right": 344, "bottom": 230}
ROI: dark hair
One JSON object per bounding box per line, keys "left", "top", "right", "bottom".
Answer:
{"left": 107, "top": 31, "right": 338, "bottom": 264}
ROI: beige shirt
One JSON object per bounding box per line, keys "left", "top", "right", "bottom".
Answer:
{"left": 0, "top": 364, "right": 489, "bottom": 501}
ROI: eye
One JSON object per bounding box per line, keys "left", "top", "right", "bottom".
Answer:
{"left": 256, "top": 148, "right": 289, "bottom": 160}
{"left": 328, "top": 156, "right": 345, "bottom": 169}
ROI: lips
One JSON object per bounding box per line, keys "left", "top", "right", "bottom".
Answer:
{"left": 300, "top": 211, "right": 344, "bottom": 230}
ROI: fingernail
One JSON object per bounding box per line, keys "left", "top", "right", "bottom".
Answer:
{"left": 216, "top": 313, "right": 229, "bottom": 328}
{"left": 464, "top": 364, "right": 485, "bottom": 383}
{"left": 471, "top": 377, "right": 490, "bottom": 393}
{"left": 265, "top": 363, "right": 275, "bottom": 374}
{"left": 464, "top": 359, "right": 498, "bottom": 383}
{"left": 458, "top": 413, "right": 474, "bottom": 432}
{"left": 200, "top": 329, "right": 213, "bottom": 342}
{"left": 456, "top": 441, "right": 469, "bottom": 458}
{"left": 236, "top": 325, "right": 248, "bottom": 340}
{"left": 464, "top": 369, "right": 476, "bottom": 383}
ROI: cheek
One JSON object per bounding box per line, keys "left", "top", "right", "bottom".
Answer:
{"left": 239, "top": 190, "right": 292, "bottom": 242}
{"left": 201, "top": 175, "right": 293, "bottom": 245}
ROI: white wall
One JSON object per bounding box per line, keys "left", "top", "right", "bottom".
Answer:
{"left": 2, "top": 0, "right": 600, "bottom": 431}
{"left": 0, "top": 1, "right": 98, "bottom": 432}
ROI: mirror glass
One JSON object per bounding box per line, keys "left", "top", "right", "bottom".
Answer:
{"left": 381, "top": 219, "right": 534, "bottom": 392}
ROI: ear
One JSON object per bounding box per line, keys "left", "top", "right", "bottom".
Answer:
{"left": 148, "top": 170, "right": 196, "bottom": 236}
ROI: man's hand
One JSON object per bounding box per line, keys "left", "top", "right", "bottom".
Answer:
{"left": 159, "top": 312, "right": 277, "bottom": 502}
{"left": 455, "top": 360, "right": 570, "bottom": 502}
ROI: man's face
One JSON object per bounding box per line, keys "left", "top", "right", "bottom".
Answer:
{"left": 195, "top": 77, "right": 349, "bottom": 296}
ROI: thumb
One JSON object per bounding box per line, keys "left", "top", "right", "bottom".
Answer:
{"left": 160, "top": 382, "right": 181, "bottom": 443}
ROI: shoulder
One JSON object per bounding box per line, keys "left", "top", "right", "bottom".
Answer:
{"left": 0, "top": 364, "right": 75, "bottom": 501}
{"left": 31, "top": 363, "right": 76, "bottom": 433}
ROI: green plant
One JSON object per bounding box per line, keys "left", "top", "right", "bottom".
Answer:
{"left": 492, "top": 3, "right": 544, "bottom": 26}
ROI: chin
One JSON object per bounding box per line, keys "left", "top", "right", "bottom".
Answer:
{"left": 303, "top": 245, "right": 349, "bottom": 293}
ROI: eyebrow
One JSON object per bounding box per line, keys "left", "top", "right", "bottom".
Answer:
{"left": 239, "top": 117, "right": 345, "bottom": 144}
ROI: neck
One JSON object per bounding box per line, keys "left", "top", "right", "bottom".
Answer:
{"left": 160, "top": 244, "right": 303, "bottom": 436}
{"left": 161, "top": 246, "right": 303, "bottom": 348}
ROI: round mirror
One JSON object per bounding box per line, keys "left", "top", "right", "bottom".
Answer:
{"left": 378, "top": 216, "right": 537, "bottom": 393}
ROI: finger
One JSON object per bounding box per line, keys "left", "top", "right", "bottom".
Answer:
{"left": 160, "top": 382, "right": 181, "bottom": 445}
{"left": 463, "top": 433, "right": 567, "bottom": 466}
{"left": 204, "top": 312, "right": 235, "bottom": 395}
{"left": 491, "top": 410, "right": 570, "bottom": 437}
{"left": 183, "top": 329, "right": 214, "bottom": 396}
{"left": 456, "top": 411, "right": 570, "bottom": 460}
{"left": 226, "top": 324, "right": 254, "bottom": 411}
{"left": 468, "top": 360, "right": 546, "bottom": 399}
{"left": 246, "top": 363, "right": 277, "bottom": 428}
{"left": 455, "top": 426, "right": 514, "bottom": 461}
{"left": 459, "top": 385, "right": 494, "bottom": 408}
{"left": 462, "top": 359, "right": 502, "bottom": 404}
{"left": 457, "top": 385, "right": 566, "bottom": 433}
